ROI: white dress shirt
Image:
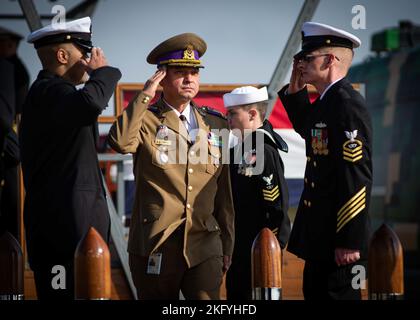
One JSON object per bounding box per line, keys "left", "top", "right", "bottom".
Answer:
{"left": 164, "top": 99, "right": 198, "bottom": 141}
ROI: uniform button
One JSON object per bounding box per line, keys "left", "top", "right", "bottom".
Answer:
{"left": 304, "top": 178, "right": 308, "bottom": 184}
{"left": 308, "top": 201, "right": 312, "bottom": 207}
{"left": 143, "top": 218, "right": 148, "bottom": 223}
{"left": 142, "top": 96, "right": 150, "bottom": 104}
{"left": 304, "top": 200, "right": 308, "bottom": 206}
{"left": 0, "top": 180, "right": 4, "bottom": 187}
{"left": 162, "top": 146, "right": 168, "bottom": 152}
{"left": 313, "top": 161, "right": 317, "bottom": 167}
{"left": 190, "top": 150, "right": 195, "bottom": 157}
{"left": 188, "top": 185, "right": 193, "bottom": 191}
{"left": 307, "top": 156, "right": 311, "bottom": 162}
{"left": 311, "top": 182, "right": 315, "bottom": 188}
{"left": 188, "top": 168, "right": 194, "bottom": 174}
{"left": 186, "top": 203, "right": 191, "bottom": 209}
{"left": 215, "top": 225, "right": 219, "bottom": 230}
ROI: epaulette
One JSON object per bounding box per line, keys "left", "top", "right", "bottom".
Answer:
{"left": 147, "top": 105, "right": 160, "bottom": 114}
{"left": 200, "top": 106, "right": 226, "bottom": 119}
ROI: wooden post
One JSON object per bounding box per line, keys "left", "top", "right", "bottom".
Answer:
{"left": 251, "top": 227, "right": 282, "bottom": 300}
{"left": 368, "top": 223, "right": 404, "bottom": 300}
{"left": 0, "top": 231, "right": 24, "bottom": 300}
{"left": 74, "top": 227, "right": 111, "bottom": 300}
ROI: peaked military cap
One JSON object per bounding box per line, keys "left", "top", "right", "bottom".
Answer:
{"left": 295, "top": 21, "right": 361, "bottom": 59}
{"left": 147, "top": 33, "right": 207, "bottom": 68}
{"left": 27, "top": 17, "right": 93, "bottom": 52}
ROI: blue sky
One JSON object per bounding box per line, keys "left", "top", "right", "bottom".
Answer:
{"left": 2, "top": 0, "right": 420, "bottom": 86}
{"left": 2, "top": 0, "right": 420, "bottom": 126}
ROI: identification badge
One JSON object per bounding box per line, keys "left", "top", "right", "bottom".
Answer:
{"left": 155, "top": 125, "right": 172, "bottom": 146}
{"left": 147, "top": 253, "right": 162, "bottom": 275}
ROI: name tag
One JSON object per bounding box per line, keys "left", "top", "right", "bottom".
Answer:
{"left": 147, "top": 253, "right": 162, "bottom": 275}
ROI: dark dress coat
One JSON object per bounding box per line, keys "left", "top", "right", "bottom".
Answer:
{"left": 20, "top": 66, "right": 121, "bottom": 268}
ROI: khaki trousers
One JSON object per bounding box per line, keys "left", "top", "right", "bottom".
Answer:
{"left": 129, "top": 227, "right": 223, "bottom": 300}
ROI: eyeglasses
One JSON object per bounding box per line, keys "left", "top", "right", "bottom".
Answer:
{"left": 297, "top": 54, "right": 340, "bottom": 63}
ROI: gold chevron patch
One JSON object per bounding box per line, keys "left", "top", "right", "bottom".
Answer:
{"left": 271, "top": 227, "right": 279, "bottom": 235}
{"left": 343, "top": 139, "right": 363, "bottom": 162}
{"left": 263, "top": 185, "right": 280, "bottom": 201}
{"left": 337, "top": 186, "right": 366, "bottom": 232}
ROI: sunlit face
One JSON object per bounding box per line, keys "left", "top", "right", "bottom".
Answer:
{"left": 297, "top": 49, "right": 330, "bottom": 85}
{"left": 161, "top": 66, "right": 200, "bottom": 102}
{"left": 226, "top": 106, "right": 253, "bottom": 137}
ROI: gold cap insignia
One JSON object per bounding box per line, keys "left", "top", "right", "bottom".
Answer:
{"left": 183, "top": 45, "right": 195, "bottom": 60}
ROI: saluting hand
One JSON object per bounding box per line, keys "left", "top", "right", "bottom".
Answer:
{"left": 143, "top": 66, "right": 167, "bottom": 98}
{"left": 288, "top": 59, "right": 306, "bottom": 94}
{"left": 82, "top": 47, "right": 108, "bottom": 72}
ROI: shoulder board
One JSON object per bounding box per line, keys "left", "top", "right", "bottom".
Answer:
{"left": 200, "top": 106, "right": 226, "bottom": 119}
{"left": 147, "top": 105, "right": 160, "bottom": 114}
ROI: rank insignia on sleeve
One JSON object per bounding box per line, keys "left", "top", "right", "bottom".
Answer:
{"left": 343, "top": 130, "right": 363, "bottom": 162}
{"left": 262, "top": 184, "right": 280, "bottom": 202}
{"left": 262, "top": 174, "right": 280, "bottom": 201}
{"left": 311, "top": 123, "right": 329, "bottom": 155}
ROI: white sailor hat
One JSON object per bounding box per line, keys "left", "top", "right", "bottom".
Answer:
{"left": 27, "top": 16, "right": 93, "bottom": 52}
{"left": 223, "top": 86, "right": 268, "bottom": 108}
{"left": 295, "top": 21, "right": 361, "bottom": 59}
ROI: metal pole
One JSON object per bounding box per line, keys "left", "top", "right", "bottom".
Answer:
{"left": 17, "top": 0, "right": 42, "bottom": 32}
{"left": 266, "top": 0, "right": 320, "bottom": 119}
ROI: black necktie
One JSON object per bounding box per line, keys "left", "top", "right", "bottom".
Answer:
{"left": 179, "top": 114, "right": 188, "bottom": 132}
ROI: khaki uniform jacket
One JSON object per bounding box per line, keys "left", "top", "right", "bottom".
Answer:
{"left": 108, "top": 92, "right": 235, "bottom": 267}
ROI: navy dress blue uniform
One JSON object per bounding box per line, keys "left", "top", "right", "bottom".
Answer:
{"left": 226, "top": 120, "right": 290, "bottom": 300}
{"left": 20, "top": 17, "right": 121, "bottom": 299}
{"left": 278, "top": 78, "right": 372, "bottom": 299}
{"left": 20, "top": 66, "right": 121, "bottom": 299}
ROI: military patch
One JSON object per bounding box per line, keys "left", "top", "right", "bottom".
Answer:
{"left": 262, "top": 174, "right": 279, "bottom": 201}
{"left": 262, "top": 184, "right": 280, "bottom": 202}
{"left": 343, "top": 130, "right": 362, "bottom": 162}
{"left": 155, "top": 125, "right": 172, "bottom": 145}
{"left": 311, "top": 123, "right": 329, "bottom": 155}
{"left": 337, "top": 186, "right": 366, "bottom": 232}
{"left": 262, "top": 174, "right": 274, "bottom": 189}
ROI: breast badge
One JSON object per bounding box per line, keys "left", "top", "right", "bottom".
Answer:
{"left": 311, "top": 122, "right": 329, "bottom": 155}
{"left": 155, "top": 125, "right": 172, "bottom": 146}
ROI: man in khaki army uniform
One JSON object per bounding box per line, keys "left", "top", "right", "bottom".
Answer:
{"left": 108, "top": 33, "right": 235, "bottom": 300}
